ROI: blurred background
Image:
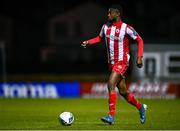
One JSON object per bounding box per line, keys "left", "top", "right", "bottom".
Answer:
{"left": 0, "top": 0, "right": 180, "bottom": 99}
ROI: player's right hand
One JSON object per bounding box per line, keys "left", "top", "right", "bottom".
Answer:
{"left": 81, "top": 41, "right": 88, "bottom": 48}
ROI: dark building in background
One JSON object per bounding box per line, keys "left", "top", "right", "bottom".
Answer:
{"left": 0, "top": 0, "right": 179, "bottom": 76}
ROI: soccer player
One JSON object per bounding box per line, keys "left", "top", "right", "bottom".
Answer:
{"left": 81, "top": 5, "right": 147, "bottom": 125}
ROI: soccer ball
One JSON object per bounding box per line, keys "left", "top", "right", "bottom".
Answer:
{"left": 59, "top": 112, "right": 74, "bottom": 126}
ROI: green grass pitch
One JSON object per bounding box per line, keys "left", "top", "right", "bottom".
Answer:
{"left": 0, "top": 98, "right": 180, "bottom": 130}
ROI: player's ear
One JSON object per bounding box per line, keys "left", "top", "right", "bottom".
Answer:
{"left": 115, "top": 12, "right": 120, "bottom": 18}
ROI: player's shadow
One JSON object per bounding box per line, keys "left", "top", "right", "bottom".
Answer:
{"left": 95, "top": 123, "right": 114, "bottom": 126}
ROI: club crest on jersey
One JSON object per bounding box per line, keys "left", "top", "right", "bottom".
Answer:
{"left": 117, "top": 65, "right": 122, "bottom": 69}
{"left": 116, "top": 29, "right": 120, "bottom": 33}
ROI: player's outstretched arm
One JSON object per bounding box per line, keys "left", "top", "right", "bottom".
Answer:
{"left": 81, "top": 36, "right": 102, "bottom": 48}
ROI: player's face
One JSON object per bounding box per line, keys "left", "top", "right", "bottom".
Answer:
{"left": 107, "top": 8, "right": 119, "bottom": 22}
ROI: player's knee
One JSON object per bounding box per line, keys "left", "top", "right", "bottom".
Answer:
{"left": 119, "top": 82, "right": 128, "bottom": 95}
{"left": 120, "top": 80, "right": 125, "bottom": 88}
{"left": 108, "top": 80, "right": 116, "bottom": 91}
{"left": 119, "top": 89, "right": 127, "bottom": 95}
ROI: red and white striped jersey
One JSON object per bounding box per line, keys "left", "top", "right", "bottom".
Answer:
{"left": 87, "top": 21, "right": 144, "bottom": 65}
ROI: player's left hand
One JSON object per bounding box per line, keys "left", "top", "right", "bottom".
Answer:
{"left": 136, "top": 57, "right": 143, "bottom": 68}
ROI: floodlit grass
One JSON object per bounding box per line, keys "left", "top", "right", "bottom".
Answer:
{"left": 0, "top": 98, "right": 180, "bottom": 130}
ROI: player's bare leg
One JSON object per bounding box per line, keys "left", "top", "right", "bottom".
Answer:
{"left": 101, "top": 71, "right": 121, "bottom": 125}
{"left": 117, "top": 79, "right": 147, "bottom": 124}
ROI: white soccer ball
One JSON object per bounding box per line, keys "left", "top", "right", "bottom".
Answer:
{"left": 59, "top": 112, "right": 74, "bottom": 126}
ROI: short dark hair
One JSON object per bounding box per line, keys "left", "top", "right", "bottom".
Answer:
{"left": 109, "top": 4, "right": 123, "bottom": 16}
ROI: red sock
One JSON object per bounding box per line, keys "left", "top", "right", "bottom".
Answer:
{"left": 126, "top": 93, "right": 142, "bottom": 110}
{"left": 108, "top": 91, "right": 117, "bottom": 117}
